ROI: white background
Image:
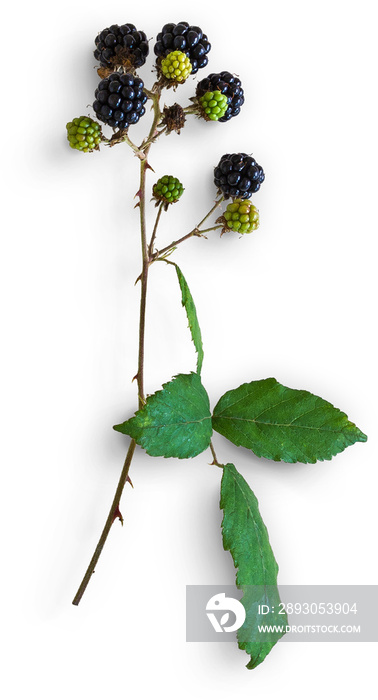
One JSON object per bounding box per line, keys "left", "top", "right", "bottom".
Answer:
{"left": 1, "top": 0, "right": 377, "bottom": 697}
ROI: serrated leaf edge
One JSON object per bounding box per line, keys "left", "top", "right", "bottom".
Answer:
{"left": 113, "top": 372, "right": 212, "bottom": 459}
{"left": 213, "top": 378, "right": 367, "bottom": 463}
{"left": 220, "top": 463, "right": 286, "bottom": 669}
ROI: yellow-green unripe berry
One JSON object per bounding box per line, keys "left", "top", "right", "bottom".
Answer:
{"left": 223, "top": 199, "right": 260, "bottom": 234}
{"left": 153, "top": 175, "right": 184, "bottom": 208}
{"left": 198, "top": 91, "right": 228, "bottom": 121}
{"left": 160, "top": 51, "right": 192, "bottom": 83}
{"left": 66, "top": 116, "right": 102, "bottom": 152}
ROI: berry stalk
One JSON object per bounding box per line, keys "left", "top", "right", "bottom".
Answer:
{"left": 148, "top": 202, "right": 164, "bottom": 258}
{"left": 153, "top": 197, "right": 224, "bottom": 259}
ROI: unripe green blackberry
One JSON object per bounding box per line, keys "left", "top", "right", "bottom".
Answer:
{"left": 198, "top": 91, "right": 228, "bottom": 121}
{"left": 160, "top": 51, "right": 192, "bottom": 83}
{"left": 153, "top": 175, "right": 184, "bottom": 209}
{"left": 66, "top": 117, "right": 102, "bottom": 152}
{"left": 221, "top": 199, "right": 259, "bottom": 234}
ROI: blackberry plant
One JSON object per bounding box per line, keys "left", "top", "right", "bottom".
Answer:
{"left": 66, "top": 22, "right": 367, "bottom": 672}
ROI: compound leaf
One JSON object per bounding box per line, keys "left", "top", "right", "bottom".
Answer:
{"left": 213, "top": 378, "right": 367, "bottom": 463}
{"left": 220, "top": 462, "right": 287, "bottom": 669}
{"left": 174, "top": 263, "right": 204, "bottom": 375}
{"left": 114, "top": 372, "right": 212, "bottom": 458}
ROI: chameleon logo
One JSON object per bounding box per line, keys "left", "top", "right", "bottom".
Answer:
{"left": 206, "top": 592, "right": 246, "bottom": 633}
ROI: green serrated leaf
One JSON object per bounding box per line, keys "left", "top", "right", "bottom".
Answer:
{"left": 174, "top": 264, "right": 204, "bottom": 374}
{"left": 213, "top": 378, "right": 367, "bottom": 464}
{"left": 220, "top": 462, "right": 287, "bottom": 669}
{"left": 114, "top": 372, "right": 212, "bottom": 458}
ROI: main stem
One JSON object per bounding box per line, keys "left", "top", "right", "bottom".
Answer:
{"left": 72, "top": 439, "right": 136, "bottom": 605}
{"left": 136, "top": 157, "right": 149, "bottom": 408}
{"left": 72, "top": 116, "right": 157, "bottom": 605}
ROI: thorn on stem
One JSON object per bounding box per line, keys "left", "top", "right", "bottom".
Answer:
{"left": 209, "top": 459, "right": 222, "bottom": 469}
{"left": 112, "top": 505, "right": 124, "bottom": 526}
{"left": 127, "top": 475, "right": 134, "bottom": 488}
{"left": 193, "top": 229, "right": 208, "bottom": 240}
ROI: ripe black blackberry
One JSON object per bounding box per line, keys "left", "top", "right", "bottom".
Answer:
{"left": 94, "top": 24, "right": 149, "bottom": 70}
{"left": 214, "top": 153, "right": 265, "bottom": 199}
{"left": 93, "top": 73, "right": 147, "bottom": 130}
{"left": 154, "top": 22, "right": 211, "bottom": 74}
{"left": 196, "top": 71, "right": 244, "bottom": 122}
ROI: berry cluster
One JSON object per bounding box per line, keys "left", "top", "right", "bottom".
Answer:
{"left": 66, "top": 117, "right": 102, "bottom": 152}
{"left": 93, "top": 73, "right": 147, "bottom": 130}
{"left": 154, "top": 22, "right": 211, "bottom": 74}
{"left": 153, "top": 175, "right": 184, "bottom": 208}
{"left": 198, "top": 91, "right": 228, "bottom": 121}
{"left": 221, "top": 199, "right": 259, "bottom": 234}
{"left": 196, "top": 72, "right": 244, "bottom": 122}
{"left": 214, "top": 153, "right": 265, "bottom": 199}
{"left": 161, "top": 51, "right": 192, "bottom": 83}
{"left": 94, "top": 24, "right": 149, "bottom": 69}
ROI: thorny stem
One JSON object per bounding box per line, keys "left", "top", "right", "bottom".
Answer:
{"left": 136, "top": 88, "right": 162, "bottom": 404}
{"left": 72, "top": 439, "right": 136, "bottom": 606}
{"left": 136, "top": 158, "right": 149, "bottom": 407}
{"left": 72, "top": 87, "right": 161, "bottom": 605}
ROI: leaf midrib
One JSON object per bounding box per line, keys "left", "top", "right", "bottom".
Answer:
{"left": 140, "top": 416, "right": 211, "bottom": 429}
{"left": 215, "top": 415, "right": 348, "bottom": 433}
